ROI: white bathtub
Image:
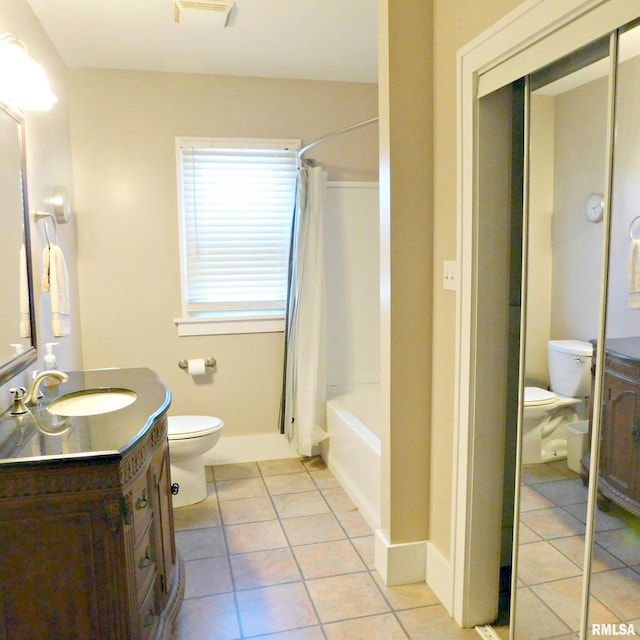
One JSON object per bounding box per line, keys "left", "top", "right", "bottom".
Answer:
{"left": 321, "top": 383, "right": 380, "bottom": 529}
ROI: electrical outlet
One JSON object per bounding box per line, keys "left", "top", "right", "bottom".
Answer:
{"left": 443, "top": 260, "right": 458, "bottom": 291}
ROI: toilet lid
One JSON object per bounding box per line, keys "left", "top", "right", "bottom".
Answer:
{"left": 167, "top": 415, "right": 223, "bottom": 440}
{"left": 524, "top": 387, "right": 556, "bottom": 406}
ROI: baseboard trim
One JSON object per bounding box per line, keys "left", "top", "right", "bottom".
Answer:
{"left": 374, "top": 529, "right": 427, "bottom": 586}
{"left": 426, "top": 541, "right": 453, "bottom": 614}
{"left": 203, "top": 433, "right": 299, "bottom": 465}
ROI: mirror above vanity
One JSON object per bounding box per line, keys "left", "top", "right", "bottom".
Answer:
{"left": 0, "top": 100, "right": 37, "bottom": 384}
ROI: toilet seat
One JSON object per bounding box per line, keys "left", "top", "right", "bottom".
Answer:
{"left": 168, "top": 415, "right": 223, "bottom": 440}
{"left": 524, "top": 387, "right": 556, "bottom": 406}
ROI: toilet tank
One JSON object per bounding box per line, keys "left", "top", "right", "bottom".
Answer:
{"left": 548, "top": 339, "right": 593, "bottom": 398}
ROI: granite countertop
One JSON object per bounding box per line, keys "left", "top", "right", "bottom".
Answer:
{"left": 601, "top": 337, "right": 640, "bottom": 362}
{"left": 0, "top": 367, "right": 171, "bottom": 466}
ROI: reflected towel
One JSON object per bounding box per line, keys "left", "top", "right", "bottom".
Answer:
{"left": 628, "top": 239, "right": 640, "bottom": 310}
{"left": 42, "top": 243, "right": 71, "bottom": 336}
{"left": 20, "top": 244, "right": 30, "bottom": 338}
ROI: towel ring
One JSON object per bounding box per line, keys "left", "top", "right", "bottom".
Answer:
{"left": 630, "top": 216, "right": 640, "bottom": 240}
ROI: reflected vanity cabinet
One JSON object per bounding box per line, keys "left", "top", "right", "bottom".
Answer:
{"left": 0, "top": 413, "right": 183, "bottom": 640}
{"left": 590, "top": 338, "right": 640, "bottom": 517}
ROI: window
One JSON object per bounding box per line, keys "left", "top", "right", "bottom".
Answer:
{"left": 175, "top": 137, "right": 300, "bottom": 335}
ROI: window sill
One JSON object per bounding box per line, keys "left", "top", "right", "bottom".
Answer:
{"left": 174, "top": 314, "right": 285, "bottom": 336}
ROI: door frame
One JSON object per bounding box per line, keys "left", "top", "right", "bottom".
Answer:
{"left": 452, "top": 0, "right": 640, "bottom": 627}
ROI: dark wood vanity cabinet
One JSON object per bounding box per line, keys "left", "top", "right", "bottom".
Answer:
{"left": 588, "top": 339, "right": 640, "bottom": 517}
{"left": 0, "top": 413, "right": 184, "bottom": 639}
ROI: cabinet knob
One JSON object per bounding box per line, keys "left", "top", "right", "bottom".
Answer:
{"left": 171, "top": 483, "right": 180, "bottom": 495}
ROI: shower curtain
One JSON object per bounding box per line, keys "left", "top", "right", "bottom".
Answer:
{"left": 282, "top": 165, "right": 328, "bottom": 456}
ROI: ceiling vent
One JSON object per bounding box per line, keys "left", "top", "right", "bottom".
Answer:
{"left": 174, "top": 0, "right": 236, "bottom": 26}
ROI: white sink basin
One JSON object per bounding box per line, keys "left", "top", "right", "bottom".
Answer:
{"left": 47, "top": 388, "right": 137, "bottom": 417}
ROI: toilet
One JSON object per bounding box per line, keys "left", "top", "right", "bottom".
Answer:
{"left": 522, "top": 340, "right": 592, "bottom": 464}
{"left": 167, "top": 415, "right": 224, "bottom": 508}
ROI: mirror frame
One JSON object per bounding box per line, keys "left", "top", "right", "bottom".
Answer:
{"left": 0, "top": 100, "right": 37, "bottom": 385}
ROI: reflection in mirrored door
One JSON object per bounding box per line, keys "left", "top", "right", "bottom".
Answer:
{"left": 586, "top": 21, "right": 640, "bottom": 636}
{"left": 510, "top": 40, "right": 613, "bottom": 639}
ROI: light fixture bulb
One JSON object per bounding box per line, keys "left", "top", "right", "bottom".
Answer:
{"left": 0, "top": 33, "right": 57, "bottom": 111}
{"left": 15, "top": 60, "right": 57, "bottom": 110}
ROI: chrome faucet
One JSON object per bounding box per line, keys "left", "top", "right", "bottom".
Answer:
{"left": 24, "top": 370, "right": 69, "bottom": 407}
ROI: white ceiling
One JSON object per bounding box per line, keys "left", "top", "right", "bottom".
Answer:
{"left": 26, "top": 0, "right": 378, "bottom": 83}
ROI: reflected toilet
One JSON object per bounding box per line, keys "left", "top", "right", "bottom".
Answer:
{"left": 522, "top": 340, "right": 592, "bottom": 464}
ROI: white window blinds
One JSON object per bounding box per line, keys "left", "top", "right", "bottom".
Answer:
{"left": 177, "top": 138, "right": 300, "bottom": 318}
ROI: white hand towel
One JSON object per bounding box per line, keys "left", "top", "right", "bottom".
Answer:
{"left": 627, "top": 238, "right": 640, "bottom": 310}
{"left": 20, "top": 244, "right": 30, "bottom": 338}
{"left": 42, "top": 243, "right": 71, "bottom": 336}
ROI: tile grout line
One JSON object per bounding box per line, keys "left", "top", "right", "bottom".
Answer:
{"left": 257, "top": 459, "right": 412, "bottom": 638}
{"left": 178, "top": 461, "right": 463, "bottom": 639}
{"left": 300, "top": 459, "right": 414, "bottom": 639}
{"left": 518, "top": 469, "right": 638, "bottom": 631}
{"left": 210, "top": 467, "right": 248, "bottom": 639}
{"left": 294, "top": 461, "right": 413, "bottom": 640}
{"left": 214, "top": 460, "right": 351, "bottom": 637}
{"left": 521, "top": 585, "right": 575, "bottom": 636}
{"left": 228, "top": 459, "right": 412, "bottom": 637}
{"left": 257, "top": 460, "right": 329, "bottom": 639}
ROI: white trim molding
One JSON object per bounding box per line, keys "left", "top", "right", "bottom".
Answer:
{"left": 426, "top": 541, "right": 453, "bottom": 613}
{"left": 453, "top": 0, "right": 640, "bottom": 629}
{"left": 174, "top": 315, "right": 284, "bottom": 336}
{"left": 374, "top": 529, "right": 427, "bottom": 586}
{"left": 204, "top": 433, "right": 299, "bottom": 465}
{"left": 371, "top": 524, "right": 450, "bottom": 605}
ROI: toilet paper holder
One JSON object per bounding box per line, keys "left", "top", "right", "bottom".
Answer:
{"left": 178, "top": 357, "right": 217, "bottom": 371}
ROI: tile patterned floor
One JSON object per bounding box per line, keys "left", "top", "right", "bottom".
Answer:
{"left": 495, "top": 460, "right": 640, "bottom": 639}
{"left": 171, "top": 457, "right": 478, "bottom": 640}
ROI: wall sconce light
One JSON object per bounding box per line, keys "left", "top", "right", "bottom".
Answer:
{"left": 0, "top": 32, "right": 57, "bottom": 111}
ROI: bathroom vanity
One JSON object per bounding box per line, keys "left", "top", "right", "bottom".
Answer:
{"left": 583, "top": 337, "right": 640, "bottom": 516}
{"left": 0, "top": 368, "right": 183, "bottom": 639}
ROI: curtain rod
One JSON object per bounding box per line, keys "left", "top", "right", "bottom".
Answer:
{"left": 298, "top": 116, "right": 379, "bottom": 162}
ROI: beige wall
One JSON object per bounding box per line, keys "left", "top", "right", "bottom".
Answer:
{"left": 379, "top": 0, "right": 433, "bottom": 546}
{"left": 66, "top": 69, "right": 377, "bottom": 435}
{"left": 526, "top": 95, "right": 554, "bottom": 384}
{"left": 430, "top": 0, "right": 524, "bottom": 556}
{"left": 0, "top": 0, "right": 82, "bottom": 414}
{"left": 547, "top": 56, "right": 640, "bottom": 343}
{"left": 551, "top": 76, "right": 608, "bottom": 342}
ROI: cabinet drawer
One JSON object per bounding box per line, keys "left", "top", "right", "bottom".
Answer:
{"left": 135, "top": 519, "right": 156, "bottom": 602}
{"left": 130, "top": 469, "right": 153, "bottom": 542}
{"left": 139, "top": 580, "right": 157, "bottom": 640}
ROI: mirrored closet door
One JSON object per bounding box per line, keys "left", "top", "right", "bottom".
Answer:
{"left": 586, "top": 21, "right": 640, "bottom": 636}
{"left": 512, "top": 38, "right": 610, "bottom": 639}
{"left": 504, "top": 19, "right": 640, "bottom": 640}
